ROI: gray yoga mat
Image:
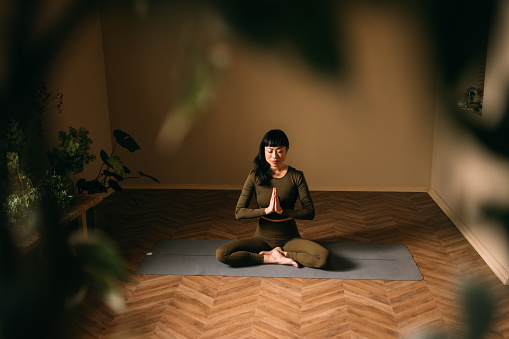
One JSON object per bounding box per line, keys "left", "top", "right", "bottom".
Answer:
{"left": 136, "top": 239, "right": 423, "bottom": 281}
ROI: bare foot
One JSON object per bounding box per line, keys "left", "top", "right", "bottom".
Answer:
{"left": 259, "top": 247, "right": 283, "bottom": 258}
{"left": 260, "top": 247, "right": 299, "bottom": 268}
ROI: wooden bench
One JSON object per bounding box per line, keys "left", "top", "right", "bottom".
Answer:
{"left": 60, "top": 193, "right": 106, "bottom": 237}
{"left": 16, "top": 192, "right": 107, "bottom": 256}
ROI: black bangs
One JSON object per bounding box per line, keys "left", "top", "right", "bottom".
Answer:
{"left": 261, "top": 129, "right": 289, "bottom": 148}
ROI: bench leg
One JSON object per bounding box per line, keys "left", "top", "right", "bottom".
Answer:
{"left": 78, "top": 213, "right": 88, "bottom": 238}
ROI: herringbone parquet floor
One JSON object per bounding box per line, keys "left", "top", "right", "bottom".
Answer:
{"left": 69, "top": 190, "right": 509, "bottom": 338}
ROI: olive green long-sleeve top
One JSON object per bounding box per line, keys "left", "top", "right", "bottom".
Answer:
{"left": 235, "top": 166, "right": 315, "bottom": 221}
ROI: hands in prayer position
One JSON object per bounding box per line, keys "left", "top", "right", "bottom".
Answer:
{"left": 265, "top": 187, "right": 283, "bottom": 215}
{"left": 261, "top": 189, "right": 299, "bottom": 267}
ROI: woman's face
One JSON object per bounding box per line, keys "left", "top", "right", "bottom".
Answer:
{"left": 265, "top": 146, "right": 288, "bottom": 167}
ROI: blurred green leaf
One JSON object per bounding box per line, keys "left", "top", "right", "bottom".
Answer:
{"left": 462, "top": 281, "right": 496, "bottom": 339}
{"left": 426, "top": 0, "right": 495, "bottom": 87}
{"left": 212, "top": 0, "right": 342, "bottom": 76}
{"left": 73, "top": 241, "right": 126, "bottom": 278}
{"left": 453, "top": 108, "right": 509, "bottom": 159}
{"left": 113, "top": 129, "right": 140, "bottom": 152}
{"left": 70, "top": 234, "right": 127, "bottom": 305}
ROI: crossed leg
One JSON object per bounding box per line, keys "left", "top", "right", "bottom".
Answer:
{"left": 282, "top": 238, "right": 329, "bottom": 268}
{"left": 216, "top": 238, "right": 299, "bottom": 267}
{"left": 216, "top": 238, "right": 271, "bottom": 266}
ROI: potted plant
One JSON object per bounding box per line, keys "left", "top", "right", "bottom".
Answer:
{"left": 76, "top": 129, "right": 159, "bottom": 206}
{"left": 1, "top": 83, "right": 63, "bottom": 237}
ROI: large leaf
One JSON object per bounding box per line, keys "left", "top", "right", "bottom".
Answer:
{"left": 113, "top": 130, "right": 140, "bottom": 152}
{"left": 100, "top": 150, "right": 110, "bottom": 166}
{"left": 139, "top": 171, "right": 160, "bottom": 183}
{"left": 107, "top": 156, "right": 124, "bottom": 176}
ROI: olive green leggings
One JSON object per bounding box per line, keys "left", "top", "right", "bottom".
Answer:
{"left": 215, "top": 218, "right": 329, "bottom": 268}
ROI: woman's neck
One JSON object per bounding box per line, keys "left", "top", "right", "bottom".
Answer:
{"left": 271, "top": 164, "right": 288, "bottom": 178}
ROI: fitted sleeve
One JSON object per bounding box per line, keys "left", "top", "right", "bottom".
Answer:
{"left": 235, "top": 172, "right": 266, "bottom": 219}
{"left": 280, "top": 171, "right": 315, "bottom": 220}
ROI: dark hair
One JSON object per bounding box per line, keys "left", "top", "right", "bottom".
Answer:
{"left": 253, "top": 129, "right": 289, "bottom": 186}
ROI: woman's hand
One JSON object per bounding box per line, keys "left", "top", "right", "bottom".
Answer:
{"left": 264, "top": 188, "right": 276, "bottom": 214}
{"left": 265, "top": 188, "right": 283, "bottom": 215}
{"left": 274, "top": 188, "right": 283, "bottom": 214}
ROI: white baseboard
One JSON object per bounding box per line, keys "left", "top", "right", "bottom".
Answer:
{"left": 119, "top": 184, "right": 429, "bottom": 192}
{"left": 310, "top": 186, "right": 429, "bottom": 192}
{"left": 428, "top": 188, "right": 509, "bottom": 285}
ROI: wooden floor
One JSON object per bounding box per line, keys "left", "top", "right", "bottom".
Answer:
{"left": 70, "top": 190, "right": 509, "bottom": 338}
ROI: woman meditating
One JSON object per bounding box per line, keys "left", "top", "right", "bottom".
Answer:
{"left": 216, "top": 129, "right": 329, "bottom": 268}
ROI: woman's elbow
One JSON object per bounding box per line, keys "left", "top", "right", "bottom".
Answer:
{"left": 235, "top": 209, "right": 244, "bottom": 220}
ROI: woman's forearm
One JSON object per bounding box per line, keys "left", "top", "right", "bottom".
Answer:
{"left": 280, "top": 207, "right": 315, "bottom": 220}
{"left": 235, "top": 207, "right": 266, "bottom": 220}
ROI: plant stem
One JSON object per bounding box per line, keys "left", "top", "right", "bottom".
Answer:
{"left": 100, "top": 142, "right": 117, "bottom": 187}
{"left": 95, "top": 141, "right": 117, "bottom": 180}
{"left": 95, "top": 162, "right": 104, "bottom": 180}
{"left": 122, "top": 175, "right": 142, "bottom": 180}
{"left": 110, "top": 142, "right": 117, "bottom": 157}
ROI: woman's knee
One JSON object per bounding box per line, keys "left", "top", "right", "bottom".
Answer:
{"left": 313, "top": 248, "right": 330, "bottom": 268}
{"left": 215, "top": 246, "right": 228, "bottom": 264}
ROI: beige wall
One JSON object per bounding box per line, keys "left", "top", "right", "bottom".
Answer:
{"left": 43, "top": 6, "right": 111, "bottom": 182}
{"left": 430, "top": 1, "right": 509, "bottom": 284}
{"left": 99, "top": 3, "right": 435, "bottom": 191}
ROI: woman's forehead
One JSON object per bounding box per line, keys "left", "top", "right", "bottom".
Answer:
{"left": 265, "top": 146, "right": 286, "bottom": 150}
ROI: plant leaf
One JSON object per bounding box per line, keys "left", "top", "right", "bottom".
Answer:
{"left": 73, "top": 240, "right": 126, "bottom": 279}
{"left": 462, "top": 281, "right": 496, "bottom": 339}
{"left": 103, "top": 170, "right": 123, "bottom": 181}
{"left": 100, "top": 150, "right": 110, "bottom": 166}
{"left": 108, "top": 179, "right": 123, "bottom": 193}
{"left": 139, "top": 171, "right": 160, "bottom": 183}
{"left": 113, "top": 130, "right": 140, "bottom": 152}
{"left": 107, "top": 156, "right": 124, "bottom": 176}
{"left": 123, "top": 166, "right": 131, "bottom": 174}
